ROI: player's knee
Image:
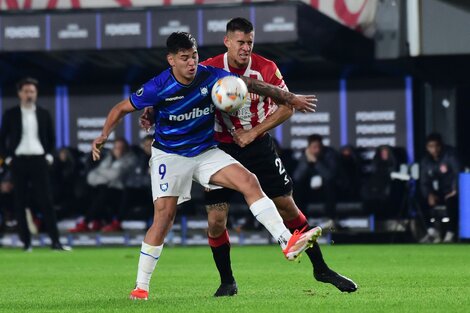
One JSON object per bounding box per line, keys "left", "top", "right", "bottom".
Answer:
{"left": 153, "top": 204, "right": 176, "bottom": 223}
{"left": 207, "top": 221, "right": 226, "bottom": 238}
{"left": 241, "top": 172, "right": 260, "bottom": 192}
{"left": 206, "top": 204, "right": 229, "bottom": 237}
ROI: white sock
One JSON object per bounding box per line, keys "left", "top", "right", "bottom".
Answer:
{"left": 135, "top": 241, "right": 163, "bottom": 291}
{"left": 249, "top": 197, "right": 292, "bottom": 249}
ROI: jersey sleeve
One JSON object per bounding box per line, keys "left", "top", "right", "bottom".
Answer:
{"left": 199, "top": 58, "right": 211, "bottom": 66}
{"left": 266, "top": 63, "right": 288, "bottom": 91}
{"left": 129, "top": 78, "right": 161, "bottom": 110}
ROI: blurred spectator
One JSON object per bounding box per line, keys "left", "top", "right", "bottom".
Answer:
{"left": 69, "top": 138, "right": 137, "bottom": 232}
{"left": 52, "top": 147, "right": 80, "bottom": 218}
{"left": 0, "top": 77, "right": 67, "bottom": 251}
{"left": 0, "top": 168, "right": 16, "bottom": 231}
{"left": 361, "top": 145, "right": 399, "bottom": 219}
{"left": 120, "top": 135, "right": 154, "bottom": 226}
{"left": 293, "top": 134, "right": 339, "bottom": 222}
{"left": 419, "top": 133, "right": 462, "bottom": 243}
{"left": 336, "top": 145, "right": 362, "bottom": 201}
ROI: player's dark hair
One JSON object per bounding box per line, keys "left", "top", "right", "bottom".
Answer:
{"left": 307, "top": 134, "right": 323, "bottom": 146}
{"left": 166, "top": 32, "right": 197, "bottom": 54}
{"left": 16, "top": 77, "right": 39, "bottom": 91}
{"left": 426, "top": 132, "right": 443, "bottom": 145}
{"left": 226, "top": 17, "right": 253, "bottom": 34}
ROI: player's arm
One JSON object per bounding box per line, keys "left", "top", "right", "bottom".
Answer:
{"left": 240, "top": 76, "right": 317, "bottom": 113}
{"left": 233, "top": 105, "right": 293, "bottom": 147}
{"left": 91, "top": 98, "right": 136, "bottom": 161}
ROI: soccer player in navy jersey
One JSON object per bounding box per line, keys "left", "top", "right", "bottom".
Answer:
{"left": 140, "top": 19, "right": 358, "bottom": 296}
{"left": 91, "top": 32, "right": 320, "bottom": 300}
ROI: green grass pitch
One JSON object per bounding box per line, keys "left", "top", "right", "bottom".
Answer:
{"left": 1, "top": 244, "right": 469, "bottom": 312}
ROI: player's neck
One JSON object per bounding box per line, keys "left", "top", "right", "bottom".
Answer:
{"left": 171, "top": 70, "right": 195, "bottom": 85}
{"left": 227, "top": 61, "right": 248, "bottom": 76}
{"left": 227, "top": 59, "right": 247, "bottom": 71}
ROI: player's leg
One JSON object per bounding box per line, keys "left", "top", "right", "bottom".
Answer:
{"left": 273, "top": 194, "right": 357, "bottom": 292}
{"left": 130, "top": 148, "right": 194, "bottom": 300}
{"left": 194, "top": 148, "right": 321, "bottom": 260}
{"left": 273, "top": 194, "right": 328, "bottom": 270}
{"left": 130, "top": 196, "right": 178, "bottom": 300}
{"left": 205, "top": 188, "right": 237, "bottom": 296}
{"left": 243, "top": 135, "right": 356, "bottom": 292}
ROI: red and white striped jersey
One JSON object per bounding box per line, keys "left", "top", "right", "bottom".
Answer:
{"left": 201, "top": 53, "right": 288, "bottom": 143}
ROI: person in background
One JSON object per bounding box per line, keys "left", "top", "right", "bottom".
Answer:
{"left": 0, "top": 77, "right": 69, "bottom": 251}
{"left": 420, "top": 133, "right": 461, "bottom": 243}
{"left": 336, "top": 145, "right": 362, "bottom": 201}
{"left": 69, "top": 137, "right": 137, "bottom": 232}
{"left": 293, "top": 134, "right": 339, "bottom": 226}
{"left": 0, "top": 166, "right": 16, "bottom": 232}
{"left": 120, "top": 135, "right": 154, "bottom": 227}
{"left": 361, "top": 145, "right": 399, "bottom": 220}
{"left": 52, "top": 147, "right": 80, "bottom": 219}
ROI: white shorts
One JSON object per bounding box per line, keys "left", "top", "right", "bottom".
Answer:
{"left": 150, "top": 147, "right": 239, "bottom": 205}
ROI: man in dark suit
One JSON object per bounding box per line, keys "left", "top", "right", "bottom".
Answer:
{"left": 0, "top": 77, "right": 69, "bottom": 251}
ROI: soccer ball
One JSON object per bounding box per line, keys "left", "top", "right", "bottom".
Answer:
{"left": 211, "top": 76, "right": 248, "bottom": 113}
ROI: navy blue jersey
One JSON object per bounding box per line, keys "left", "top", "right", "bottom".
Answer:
{"left": 130, "top": 65, "right": 236, "bottom": 157}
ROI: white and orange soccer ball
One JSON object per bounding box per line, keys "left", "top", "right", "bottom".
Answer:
{"left": 211, "top": 76, "right": 248, "bottom": 113}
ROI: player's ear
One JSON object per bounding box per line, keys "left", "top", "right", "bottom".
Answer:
{"left": 223, "top": 35, "right": 230, "bottom": 49}
{"left": 167, "top": 53, "right": 175, "bottom": 67}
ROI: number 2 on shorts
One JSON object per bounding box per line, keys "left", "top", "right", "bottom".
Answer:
{"left": 159, "top": 164, "right": 167, "bottom": 179}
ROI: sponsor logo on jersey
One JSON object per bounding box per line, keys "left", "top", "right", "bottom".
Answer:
{"left": 165, "top": 95, "right": 185, "bottom": 102}
{"left": 136, "top": 88, "right": 144, "bottom": 96}
{"left": 169, "top": 105, "right": 214, "bottom": 121}
{"left": 234, "top": 106, "right": 252, "bottom": 119}
{"left": 200, "top": 86, "right": 208, "bottom": 96}
{"left": 275, "top": 68, "right": 283, "bottom": 80}
{"left": 160, "top": 183, "right": 168, "bottom": 192}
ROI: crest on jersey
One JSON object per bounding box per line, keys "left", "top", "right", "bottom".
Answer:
{"left": 136, "top": 87, "right": 144, "bottom": 96}
{"left": 160, "top": 183, "right": 168, "bottom": 192}
{"left": 200, "top": 86, "right": 208, "bottom": 96}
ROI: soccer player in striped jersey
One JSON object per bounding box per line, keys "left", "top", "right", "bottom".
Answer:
{"left": 202, "top": 18, "right": 357, "bottom": 296}
{"left": 91, "top": 32, "right": 320, "bottom": 300}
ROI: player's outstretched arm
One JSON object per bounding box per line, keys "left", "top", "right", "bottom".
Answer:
{"left": 91, "top": 98, "right": 136, "bottom": 161}
{"left": 233, "top": 105, "right": 293, "bottom": 147}
{"left": 240, "top": 76, "right": 317, "bottom": 113}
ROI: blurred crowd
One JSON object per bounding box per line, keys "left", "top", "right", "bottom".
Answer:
{"left": 0, "top": 132, "right": 463, "bottom": 242}
{"left": 0, "top": 135, "right": 154, "bottom": 234}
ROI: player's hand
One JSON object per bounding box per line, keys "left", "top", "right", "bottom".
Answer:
{"left": 91, "top": 134, "right": 108, "bottom": 161}
{"left": 139, "top": 107, "right": 155, "bottom": 132}
{"left": 290, "top": 95, "right": 317, "bottom": 113}
{"left": 233, "top": 129, "right": 257, "bottom": 148}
